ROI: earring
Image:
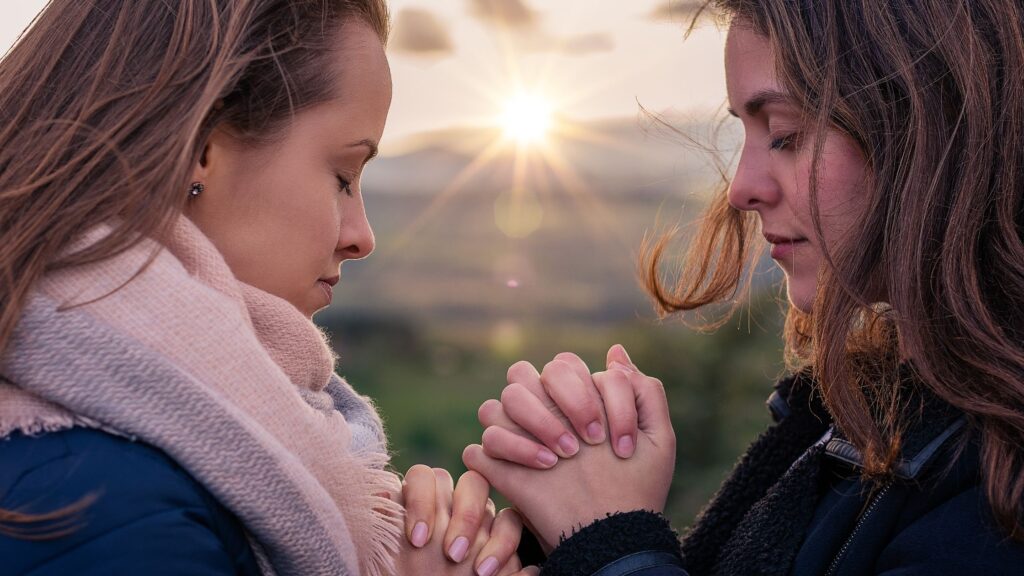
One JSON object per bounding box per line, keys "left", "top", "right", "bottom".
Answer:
{"left": 188, "top": 182, "right": 204, "bottom": 198}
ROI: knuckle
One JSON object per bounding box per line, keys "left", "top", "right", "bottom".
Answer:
{"left": 541, "top": 358, "right": 570, "bottom": 375}
{"left": 500, "top": 383, "right": 527, "bottom": 405}
{"left": 462, "top": 444, "right": 482, "bottom": 468}
{"left": 507, "top": 361, "right": 537, "bottom": 383}
{"left": 452, "top": 506, "right": 484, "bottom": 528}
{"left": 552, "top": 351, "right": 584, "bottom": 366}
{"left": 481, "top": 425, "right": 504, "bottom": 446}
{"left": 432, "top": 467, "right": 453, "bottom": 484}
{"left": 405, "top": 463, "right": 433, "bottom": 481}
{"left": 457, "top": 470, "right": 488, "bottom": 490}
{"left": 496, "top": 507, "right": 524, "bottom": 528}
{"left": 643, "top": 376, "right": 666, "bottom": 394}
{"left": 478, "top": 399, "right": 502, "bottom": 425}
{"left": 608, "top": 405, "right": 637, "bottom": 425}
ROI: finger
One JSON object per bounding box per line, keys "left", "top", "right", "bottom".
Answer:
{"left": 630, "top": 372, "right": 675, "bottom": 447}
{"left": 508, "top": 360, "right": 566, "bottom": 426}
{"left": 541, "top": 359, "right": 606, "bottom": 444}
{"left": 446, "top": 471, "right": 492, "bottom": 563}
{"left": 552, "top": 352, "right": 593, "bottom": 383}
{"left": 482, "top": 425, "right": 558, "bottom": 469}
{"left": 505, "top": 567, "right": 539, "bottom": 576}
{"left": 606, "top": 344, "right": 639, "bottom": 373}
{"left": 593, "top": 369, "right": 639, "bottom": 458}
{"left": 473, "top": 508, "right": 525, "bottom": 576}
{"left": 434, "top": 467, "right": 455, "bottom": 507}
{"left": 501, "top": 383, "right": 579, "bottom": 458}
{"left": 497, "top": 557, "right": 525, "bottom": 576}
{"left": 463, "top": 444, "right": 524, "bottom": 503}
{"left": 478, "top": 399, "right": 531, "bottom": 439}
{"left": 506, "top": 361, "right": 544, "bottom": 396}
{"left": 402, "top": 464, "right": 436, "bottom": 548}
{"left": 429, "top": 467, "right": 455, "bottom": 545}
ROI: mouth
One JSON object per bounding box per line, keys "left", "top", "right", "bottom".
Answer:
{"left": 317, "top": 275, "right": 339, "bottom": 304}
{"left": 764, "top": 233, "right": 808, "bottom": 260}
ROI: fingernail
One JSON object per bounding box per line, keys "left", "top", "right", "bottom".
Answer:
{"left": 557, "top": 433, "right": 579, "bottom": 456}
{"left": 448, "top": 536, "right": 470, "bottom": 562}
{"left": 617, "top": 435, "right": 635, "bottom": 457}
{"left": 586, "top": 421, "right": 605, "bottom": 443}
{"left": 618, "top": 345, "right": 634, "bottom": 364}
{"left": 411, "top": 521, "right": 428, "bottom": 548}
{"left": 537, "top": 448, "right": 558, "bottom": 468}
{"left": 477, "top": 557, "right": 500, "bottom": 576}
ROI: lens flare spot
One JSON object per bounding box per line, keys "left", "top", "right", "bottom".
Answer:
{"left": 494, "top": 188, "right": 543, "bottom": 238}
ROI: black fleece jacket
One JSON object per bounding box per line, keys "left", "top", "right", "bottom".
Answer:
{"left": 535, "top": 374, "right": 1024, "bottom": 576}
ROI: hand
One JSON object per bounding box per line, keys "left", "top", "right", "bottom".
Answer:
{"left": 464, "top": 345, "right": 675, "bottom": 551}
{"left": 396, "top": 466, "right": 527, "bottom": 576}
{"left": 477, "top": 345, "right": 648, "bottom": 468}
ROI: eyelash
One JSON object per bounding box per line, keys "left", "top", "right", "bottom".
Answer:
{"left": 336, "top": 175, "right": 354, "bottom": 197}
{"left": 769, "top": 132, "right": 797, "bottom": 151}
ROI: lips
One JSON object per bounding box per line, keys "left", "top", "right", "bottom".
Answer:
{"left": 317, "top": 276, "right": 339, "bottom": 304}
{"left": 764, "top": 233, "right": 808, "bottom": 260}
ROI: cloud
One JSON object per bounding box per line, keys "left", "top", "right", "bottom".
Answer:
{"left": 466, "top": 0, "right": 611, "bottom": 56}
{"left": 562, "top": 33, "right": 615, "bottom": 55}
{"left": 649, "top": 0, "right": 708, "bottom": 23}
{"left": 518, "top": 32, "right": 614, "bottom": 55}
{"left": 391, "top": 8, "right": 454, "bottom": 56}
{"left": 468, "top": 0, "right": 539, "bottom": 29}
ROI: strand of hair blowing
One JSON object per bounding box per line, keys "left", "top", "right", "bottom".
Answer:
{"left": 644, "top": 0, "right": 1024, "bottom": 541}
{"left": 0, "top": 0, "right": 388, "bottom": 537}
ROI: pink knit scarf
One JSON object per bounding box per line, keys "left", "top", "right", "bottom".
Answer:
{"left": 0, "top": 216, "right": 402, "bottom": 576}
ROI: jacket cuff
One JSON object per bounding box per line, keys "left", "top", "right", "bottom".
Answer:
{"left": 541, "top": 510, "right": 683, "bottom": 576}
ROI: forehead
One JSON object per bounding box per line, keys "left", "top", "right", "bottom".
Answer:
{"left": 329, "top": 20, "right": 392, "bottom": 99}
{"left": 724, "top": 24, "right": 781, "bottom": 111}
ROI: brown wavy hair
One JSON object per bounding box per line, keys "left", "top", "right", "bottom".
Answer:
{"left": 0, "top": 0, "right": 388, "bottom": 538}
{"left": 643, "top": 0, "right": 1024, "bottom": 539}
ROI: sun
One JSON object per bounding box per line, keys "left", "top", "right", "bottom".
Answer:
{"left": 500, "top": 92, "right": 553, "bottom": 145}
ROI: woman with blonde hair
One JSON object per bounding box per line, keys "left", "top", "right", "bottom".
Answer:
{"left": 0, "top": 2, "right": 525, "bottom": 575}
{"left": 467, "top": 0, "right": 1024, "bottom": 574}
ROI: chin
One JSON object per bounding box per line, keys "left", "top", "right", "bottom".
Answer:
{"left": 785, "top": 282, "right": 816, "bottom": 314}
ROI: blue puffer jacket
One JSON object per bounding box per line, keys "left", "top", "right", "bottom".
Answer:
{"left": 0, "top": 427, "right": 259, "bottom": 575}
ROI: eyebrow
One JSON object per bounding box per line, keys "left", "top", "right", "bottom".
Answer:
{"left": 349, "top": 138, "right": 379, "bottom": 165}
{"left": 727, "top": 89, "right": 793, "bottom": 118}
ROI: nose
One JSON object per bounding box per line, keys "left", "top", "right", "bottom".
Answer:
{"left": 337, "top": 196, "right": 375, "bottom": 260}
{"left": 727, "top": 144, "right": 780, "bottom": 212}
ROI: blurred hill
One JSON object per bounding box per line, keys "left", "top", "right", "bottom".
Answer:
{"left": 323, "top": 112, "right": 753, "bottom": 326}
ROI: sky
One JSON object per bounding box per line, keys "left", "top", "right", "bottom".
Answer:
{"left": 0, "top": 0, "right": 727, "bottom": 153}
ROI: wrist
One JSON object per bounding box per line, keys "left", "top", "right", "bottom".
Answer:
{"left": 541, "top": 510, "right": 681, "bottom": 576}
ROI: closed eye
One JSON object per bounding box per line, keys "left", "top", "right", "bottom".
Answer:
{"left": 770, "top": 133, "right": 797, "bottom": 151}
{"left": 336, "top": 175, "right": 353, "bottom": 197}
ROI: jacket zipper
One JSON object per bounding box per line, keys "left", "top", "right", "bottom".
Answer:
{"left": 824, "top": 483, "right": 893, "bottom": 576}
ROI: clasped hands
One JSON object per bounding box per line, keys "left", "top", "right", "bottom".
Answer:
{"left": 395, "top": 344, "right": 675, "bottom": 574}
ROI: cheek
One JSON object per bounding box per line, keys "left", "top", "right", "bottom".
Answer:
{"left": 792, "top": 138, "right": 869, "bottom": 239}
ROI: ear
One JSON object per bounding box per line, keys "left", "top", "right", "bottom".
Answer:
{"left": 190, "top": 127, "right": 234, "bottom": 185}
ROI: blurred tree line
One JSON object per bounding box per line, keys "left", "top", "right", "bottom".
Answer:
{"left": 320, "top": 288, "right": 789, "bottom": 530}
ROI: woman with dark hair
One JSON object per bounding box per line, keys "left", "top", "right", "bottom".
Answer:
{"left": 0, "top": 2, "right": 525, "bottom": 575}
{"left": 466, "top": 0, "right": 1024, "bottom": 574}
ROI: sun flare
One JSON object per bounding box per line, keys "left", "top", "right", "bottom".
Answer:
{"left": 500, "top": 92, "right": 553, "bottom": 145}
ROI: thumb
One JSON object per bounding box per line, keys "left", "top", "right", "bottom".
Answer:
{"left": 606, "top": 344, "right": 636, "bottom": 372}
{"left": 462, "top": 444, "right": 520, "bottom": 503}
{"left": 627, "top": 372, "right": 674, "bottom": 445}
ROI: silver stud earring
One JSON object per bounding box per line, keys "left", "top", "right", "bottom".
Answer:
{"left": 188, "top": 182, "right": 204, "bottom": 198}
